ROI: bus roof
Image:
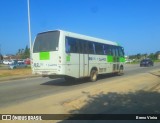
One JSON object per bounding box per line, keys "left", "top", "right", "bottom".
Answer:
{"left": 38, "top": 30, "right": 119, "bottom": 46}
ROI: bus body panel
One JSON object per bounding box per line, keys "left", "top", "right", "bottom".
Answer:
{"left": 88, "top": 54, "right": 114, "bottom": 74}
{"left": 32, "top": 51, "right": 59, "bottom": 75}
{"left": 65, "top": 53, "right": 79, "bottom": 78}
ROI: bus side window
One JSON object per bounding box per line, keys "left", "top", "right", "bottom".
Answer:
{"left": 118, "top": 47, "right": 124, "bottom": 57}
{"left": 103, "top": 45, "right": 107, "bottom": 55}
{"left": 88, "top": 42, "right": 95, "bottom": 54}
{"left": 122, "top": 47, "right": 125, "bottom": 56}
{"left": 93, "top": 43, "right": 96, "bottom": 54}
{"left": 111, "top": 46, "right": 116, "bottom": 56}
{"left": 78, "top": 39, "right": 89, "bottom": 54}
{"left": 78, "top": 40, "right": 82, "bottom": 54}
{"left": 84, "top": 41, "right": 88, "bottom": 54}
{"left": 95, "top": 43, "right": 103, "bottom": 55}
{"left": 65, "top": 37, "right": 79, "bottom": 53}
{"left": 115, "top": 46, "right": 119, "bottom": 56}
{"left": 77, "top": 39, "right": 88, "bottom": 54}
{"left": 70, "top": 38, "right": 77, "bottom": 53}
{"left": 65, "top": 38, "right": 70, "bottom": 53}
{"left": 74, "top": 39, "right": 79, "bottom": 53}
{"left": 107, "top": 45, "right": 112, "bottom": 55}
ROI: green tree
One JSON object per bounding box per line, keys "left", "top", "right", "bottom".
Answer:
{"left": 16, "top": 45, "right": 30, "bottom": 59}
{"left": 23, "top": 45, "right": 30, "bottom": 59}
{"left": 16, "top": 49, "right": 24, "bottom": 59}
{"left": 148, "top": 53, "right": 156, "bottom": 60}
{"left": 136, "top": 53, "right": 141, "bottom": 59}
{"left": 129, "top": 55, "right": 136, "bottom": 59}
{"left": 0, "top": 54, "right": 3, "bottom": 60}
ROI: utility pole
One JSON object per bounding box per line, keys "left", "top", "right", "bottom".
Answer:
{"left": 27, "top": 0, "right": 32, "bottom": 59}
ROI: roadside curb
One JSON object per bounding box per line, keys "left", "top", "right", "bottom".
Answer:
{"left": 0, "top": 75, "right": 41, "bottom": 82}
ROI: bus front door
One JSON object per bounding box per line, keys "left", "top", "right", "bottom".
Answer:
{"left": 79, "top": 41, "right": 89, "bottom": 78}
{"left": 79, "top": 54, "right": 88, "bottom": 77}
{"left": 113, "top": 47, "right": 120, "bottom": 72}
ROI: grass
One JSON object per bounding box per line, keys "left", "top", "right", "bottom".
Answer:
{"left": 154, "top": 59, "right": 160, "bottom": 62}
{"left": 0, "top": 68, "right": 32, "bottom": 78}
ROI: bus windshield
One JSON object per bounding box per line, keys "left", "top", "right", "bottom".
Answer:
{"left": 33, "top": 31, "right": 60, "bottom": 53}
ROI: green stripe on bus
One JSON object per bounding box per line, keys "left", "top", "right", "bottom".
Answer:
{"left": 40, "top": 52, "right": 50, "bottom": 60}
{"left": 120, "top": 57, "right": 125, "bottom": 62}
{"left": 107, "top": 55, "right": 113, "bottom": 62}
{"left": 66, "top": 55, "right": 70, "bottom": 61}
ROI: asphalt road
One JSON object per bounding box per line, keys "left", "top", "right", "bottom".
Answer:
{"left": 0, "top": 63, "right": 160, "bottom": 108}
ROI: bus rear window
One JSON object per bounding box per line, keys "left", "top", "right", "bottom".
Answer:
{"left": 33, "top": 31, "right": 60, "bottom": 53}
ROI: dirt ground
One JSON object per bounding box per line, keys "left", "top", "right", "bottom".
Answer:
{"left": 0, "top": 70, "right": 160, "bottom": 123}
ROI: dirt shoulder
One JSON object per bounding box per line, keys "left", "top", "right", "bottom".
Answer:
{"left": 0, "top": 70, "right": 160, "bottom": 116}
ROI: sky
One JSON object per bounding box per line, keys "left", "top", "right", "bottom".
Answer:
{"left": 0, "top": 0, "right": 160, "bottom": 56}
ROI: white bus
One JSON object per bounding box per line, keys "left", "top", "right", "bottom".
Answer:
{"left": 32, "top": 30, "right": 125, "bottom": 81}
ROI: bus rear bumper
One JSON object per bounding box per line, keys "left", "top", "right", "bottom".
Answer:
{"left": 32, "top": 70, "right": 65, "bottom": 79}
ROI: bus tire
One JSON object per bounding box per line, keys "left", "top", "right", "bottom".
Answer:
{"left": 90, "top": 69, "right": 98, "bottom": 82}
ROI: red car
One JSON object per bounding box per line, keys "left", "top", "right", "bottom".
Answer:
{"left": 25, "top": 59, "right": 31, "bottom": 65}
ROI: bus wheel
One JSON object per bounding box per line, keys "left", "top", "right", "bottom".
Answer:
{"left": 118, "top": 66, "right": 124, "bottom": 76}
{"left": 90, "top": 70, "right": 98, "bottom": 82}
